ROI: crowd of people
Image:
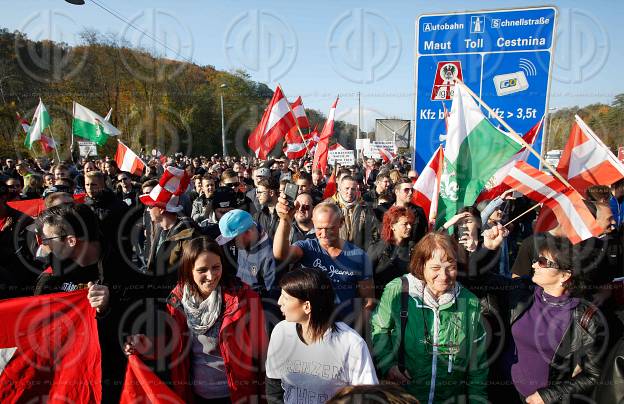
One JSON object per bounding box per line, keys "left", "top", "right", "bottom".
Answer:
{"left": 1, "top": 151, "right": 624, "bottom": 404}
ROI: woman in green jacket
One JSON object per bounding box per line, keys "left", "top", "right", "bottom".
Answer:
{"left": 371, "top": 232, "right": 489, "bottom": 403}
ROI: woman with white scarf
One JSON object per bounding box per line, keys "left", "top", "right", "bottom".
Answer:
{"left": 124, "top": 237, "right": 268, "bottom": 403}
{"left": 371, "top": 232, "right": 489, "bottom": 404}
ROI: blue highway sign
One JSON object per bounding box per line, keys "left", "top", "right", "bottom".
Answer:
{"left": 413, "top": 6, "right": 557, "bottom": 172}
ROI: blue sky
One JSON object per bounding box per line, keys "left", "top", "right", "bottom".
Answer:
{"left": 1, "top": 0, "right": 621, "bottom": 131}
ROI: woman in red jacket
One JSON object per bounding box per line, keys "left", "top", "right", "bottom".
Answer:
{"left": 125, "top": 236, "right": 268, "bottom": 403}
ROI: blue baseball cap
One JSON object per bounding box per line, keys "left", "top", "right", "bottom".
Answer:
{"left": 216, "top": 209, "right": 255, "bottom": 245}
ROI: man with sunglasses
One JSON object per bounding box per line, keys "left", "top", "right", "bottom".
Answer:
{"left": 253, "top": 177, "right": 280, "bottom": 239}
{"left": 392, "top": 177, "right": 427, "bottom": 244}
{"left": 290, "top": 192, "right": 315, "bottom": 243}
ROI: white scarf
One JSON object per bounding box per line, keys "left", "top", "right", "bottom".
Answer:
{"left": 406, "top": 273, "right": 460, "bottom": 309}
{"left": 181, "top": 284, "right": 222, "bottom": 334}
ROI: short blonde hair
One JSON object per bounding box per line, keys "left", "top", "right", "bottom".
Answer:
{"left": 312, "top": 202, "right": 343, "bottom": 222}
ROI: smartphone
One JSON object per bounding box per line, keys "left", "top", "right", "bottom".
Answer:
{"left": 284, "top": 183, "right": 299, "bottom": 207}
{"left": 458, "top": 224, "right": 468, "bottom": 238}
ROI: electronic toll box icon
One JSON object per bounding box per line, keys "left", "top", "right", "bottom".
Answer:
{"left": 493, "top": 71, "right": 529, "bottom": 96}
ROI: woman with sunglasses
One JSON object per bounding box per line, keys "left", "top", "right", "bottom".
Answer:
{"left": 371, "top": 232, "right": 488, "bottom": 403}
{"left": 464, "top": 230, "right": 606, "bottom": 404}
{"left": 266, "top": 267, "right": 378, "bottom": 403}
{"left": 367, "top": 206, "right": 416, "bottom": 299}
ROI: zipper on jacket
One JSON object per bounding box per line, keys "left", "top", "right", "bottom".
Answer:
{"left": 428, "top": 308, "right": 439, "bottom": 404}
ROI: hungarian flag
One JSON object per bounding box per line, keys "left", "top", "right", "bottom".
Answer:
{"left": 120, "top": 355, "right": 183, "bottom": 404}
{"left": 378, "top": 147, "right": 396, "bottom": 163}
{"left": 477, "top": 116, "right": 544, "bottom": 202}
{"left": 313, "top": 97, "right": 339, "bottom": 176}
{"left": 503, "top": 161, "right": 602, "bottom": 244}
{"left": 436, "top": 83, "right": 522, "bottom": 226}
{"left": 0, "top": 290, "right": 101, "bottom": 403}
{"left": 557, "top": 115, "right": 624, "bottom": 195}
{"left": 248, "top": 85, "right": 296, "bottom": 159}
{"left": 24, "top": 99, "right": 56, "bottom": 152}
{"left": 73, "top": 102, "right": 121, "bottom": 146}
{"left": 115, "top": 141, "right": 146, "bottom": 176}
{"left": 412, "top": 145, "right": 444, "bottom": 227}
{"left": 291, "top": 96, "right": 310, "bottom": 131}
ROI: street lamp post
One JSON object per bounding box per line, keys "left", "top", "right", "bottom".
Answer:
{"left": 220, "top": 83, "right": 227, "bottom": 156}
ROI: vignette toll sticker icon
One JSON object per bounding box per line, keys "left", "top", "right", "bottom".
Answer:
{"left": 431, "top": 61, "right": 463, "bottom": 101}
{"left": 493, "top": 71, "right": 529, "bottom": 96}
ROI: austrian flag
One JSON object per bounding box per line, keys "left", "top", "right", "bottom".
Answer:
{"left": 248, "top": 85, "right": 296, "bottom": 159}
{"left": 115, "top": 141, "right": 146, "bottom": 176}
{"left": 503, "top": 161, "right": 602, "bottom": 244}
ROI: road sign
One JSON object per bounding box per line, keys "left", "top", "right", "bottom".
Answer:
{"left": 413, "top": 6, "right": 557, "bottom": 172}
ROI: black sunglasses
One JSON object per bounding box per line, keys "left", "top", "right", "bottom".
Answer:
{"left": 532, "top": 256, "right": 560, "bottom": 270}
{"left": 225, "top": 182, "right": 240, "bottom": 188}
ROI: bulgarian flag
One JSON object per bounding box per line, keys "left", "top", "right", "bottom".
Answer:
{"left": 24, "top": 99, "right": 52, "bottom": 150}
{"left": 72, "top": 102, "right": 121, "bottom": 146}
{"left": 437, "top": 82, "right": 523, "bottom": 226}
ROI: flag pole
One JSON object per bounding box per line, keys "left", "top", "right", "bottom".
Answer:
{"left": 456, "top": 80, "right": 573, "bottom": 189}
{"left": 278, "top": 84, "right": 311, "bottom": 155}
{"left": 46, "top": 126, "right": 62, "bottom": 163}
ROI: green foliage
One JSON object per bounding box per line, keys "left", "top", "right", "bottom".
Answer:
{"left": 546, "top": 98, "right": 624, "bottom": 152}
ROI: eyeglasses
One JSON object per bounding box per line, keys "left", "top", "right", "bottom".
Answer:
{"left": 224, "top": 182, "right": 240, "bottom": 188}
{"left": 399, "top": 187, "right": 413, "bottom": 193}
{"left": 297, "top": 204, "right": 310, "bottom": 212}
{"left": 532, "top": 256, "right": 560, "bottom": 270}
{"left": 37, "top": 234, "right": 67, "bottom": 245}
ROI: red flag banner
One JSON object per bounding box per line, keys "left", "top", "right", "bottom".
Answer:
{"left": 0, "top": 290, "right": 101, "bottom": 403}
{"left": 557, "top": 115, "right": 624, "bottom": 195}
{"left": 323, "top": 170, "right": 337, "bottom": 200}
{"left": 412, "top": 145, "right": 444, "bottom": 227}
{"left": 120, "top": 355, "right": 183, "bottom": 404}
{"left": 291, "top": 96, "right": 310, "bottom": 131}
{"left": 503, "top": 161, "right": 602, "bottom": 244}
{"left": 248, "top": 86, "right": 296, "bottom": 159}
{"left": 313, "top": 97, "right": 339, "bottom": 176}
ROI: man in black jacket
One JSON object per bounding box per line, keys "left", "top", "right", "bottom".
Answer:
{"left": 253, "top": 177, "right": 280, "bottom": 239}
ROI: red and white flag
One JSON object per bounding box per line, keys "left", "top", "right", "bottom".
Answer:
{"left": 248, "top": 86, "right": 296, "bottom": 159}
{"left": 503, "top": 161, "right": 602, "bottom": 244}
{"left": 305, "top": 124, "right": 320, "bottom": 148}
{"left": 378, "top": 147, "right": 397, "bottom": 163}
{"left": 313, "top": 97, "right": 339, "bottom": 176}
{"left": 115, "top": 141, "right": 146, "bottom": 177}
{"left": 557, "top": 115, "right": 624, "bottom": 195}
{"left": 291, "top": 96, "right": 310, "bottom": 131}
{"left": 477, "top": 116, "right": 543, "bottom": 202}
{"left": 412, "top": 146, "right": 444, "bottom": 227}
{"left": 283, "top": 127, "right": 307, "bottom": 159}
{"left": 120, "top": 355, "right": 183, "bottom": 404}
{"left": 329, "top": 142, "right": 345, "bottom": 151}
{"left": 0, "top": 290, "right": 101, "bottom": 403}
{"left": 17, "top": 112, "right": 56, "bottom": 153}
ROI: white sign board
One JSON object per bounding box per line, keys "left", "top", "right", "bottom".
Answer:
{"left": 328, "top": 149, "right": 355, "bottom": 166}
{"left": 78, "top": 141, "right": 98, "bottom": 157}
{"left": 363, "top": 141, "right": 397, "bottom": 159}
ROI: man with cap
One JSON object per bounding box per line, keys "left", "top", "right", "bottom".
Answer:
{"left": 217, "top": 209, "right": 277, "bottom": 298}
{"left": 140, "top": 166, "right": 200, "bottom": 293}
